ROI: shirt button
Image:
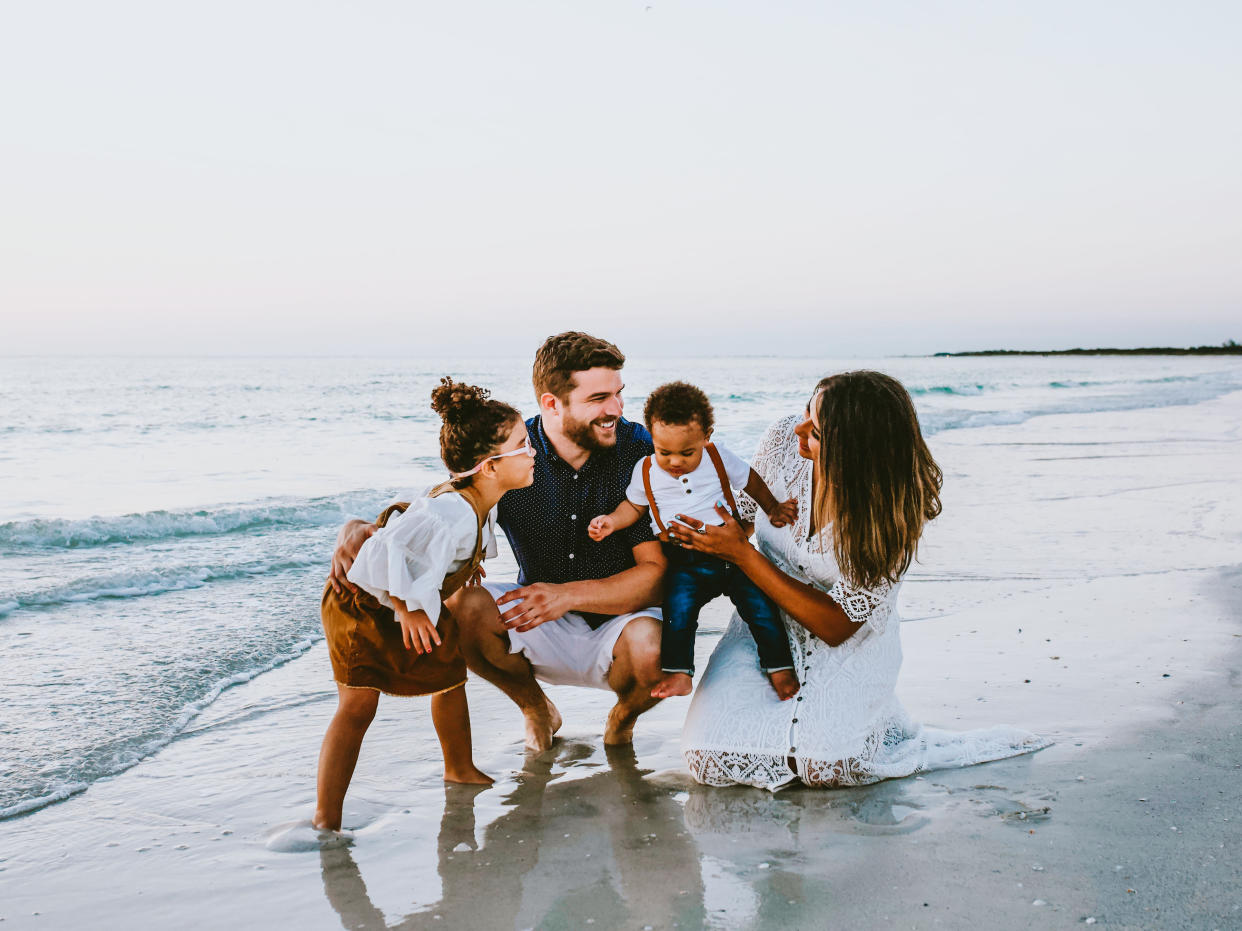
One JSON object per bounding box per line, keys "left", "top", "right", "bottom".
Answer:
{"left": 681, "top": 477, "right": 688, "bottom": 483}
{"left": 789, "top": 746, "right": 796, "bottom": 753}
{"left": 573, "top": 474, "right": 579, "bottom": 479}
{"left": 571, "top": 514, "right": 577, "bottom": 520}
{"left": 796, "top": 695, "right": 803, "bottom": 701}
{"left": 686, "top": 489, "right": 692, "bottom": 494}
{"left": 568, "top": 553, "right": 575, "bottom": 559}
{"left": 792, "top": 718, "right": 798, "bottom": 723}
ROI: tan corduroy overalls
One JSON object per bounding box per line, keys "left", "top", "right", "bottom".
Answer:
{"left": 320, "top": 483, "right": 486, "bottom": 697}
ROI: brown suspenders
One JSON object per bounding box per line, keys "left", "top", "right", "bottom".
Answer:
{"left": 642, "top": 442, "right": 739, "bottom": 542}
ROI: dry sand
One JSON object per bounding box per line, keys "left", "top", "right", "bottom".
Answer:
{"left": 2, "top": 392, "right": 1241, "bottom": 929}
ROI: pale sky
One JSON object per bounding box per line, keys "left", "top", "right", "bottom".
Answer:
{"left": 2, "top": 1, "right": 1239, "bottom": 357}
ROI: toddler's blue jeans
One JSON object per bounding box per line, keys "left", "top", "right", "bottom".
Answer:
{"left": 661, "top": 544, "right": 794, "bottom": 676}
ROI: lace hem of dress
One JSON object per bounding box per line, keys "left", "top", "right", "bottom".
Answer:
{"left": 685, "top": 717, "right": 915, "bottom": 791}
{"left": 686, "top": 719, "right": 1052, "bottom": 792}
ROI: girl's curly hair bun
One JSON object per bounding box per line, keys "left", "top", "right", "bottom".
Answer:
{"left": 430, "top": 377, "right": 491, "bottom": 425}
{"left": 429, "top": 377, "right": 521, "bottom": 486}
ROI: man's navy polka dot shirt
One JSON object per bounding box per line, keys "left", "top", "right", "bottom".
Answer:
{"left": 497, "top": 415, "right": 656, "bottom": 629}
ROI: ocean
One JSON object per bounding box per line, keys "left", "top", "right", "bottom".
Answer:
{"left": 3, "top": 353, "right": 1241, "bottom": 821}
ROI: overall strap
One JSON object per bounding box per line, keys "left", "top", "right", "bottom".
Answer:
{"left": 641, "top": 455, "right": 670, "bottom": 541}
{"left": 704, "top": 442, "right": 739, "bottom": 518}
{"left": 375, "top": 502, "right": 411, "bottom": 528}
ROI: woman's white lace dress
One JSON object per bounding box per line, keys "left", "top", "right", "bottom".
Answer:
{"left": 681, "top": 414, "right": 1047, "bottom": 790}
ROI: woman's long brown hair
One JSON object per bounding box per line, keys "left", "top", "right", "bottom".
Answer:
{"left": 812, "top": 371, "right": 942, "bottom": 590}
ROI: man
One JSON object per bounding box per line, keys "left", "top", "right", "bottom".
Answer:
{"left": 330, "top": 332, "right": 666, "bottom": 750}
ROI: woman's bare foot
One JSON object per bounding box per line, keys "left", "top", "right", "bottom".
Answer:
{"left": 650, "top": 672, "right": 693, "bottom": 699}
{"left": 444, "top": 764, "right": 494, "bottom": 785}
{"left": 523, "top": 697, "right": 563, "bottom": 752}
{"left": 768, "top": 669, "right": 800, "bottom": 701}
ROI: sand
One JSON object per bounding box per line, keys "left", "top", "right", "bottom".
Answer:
{"left": 2, "top": 392, "right": 1241, "bottom": 929}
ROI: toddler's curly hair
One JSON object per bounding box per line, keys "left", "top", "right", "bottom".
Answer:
{"left": 642, "top": 381, "right": 714, "bottom": 435}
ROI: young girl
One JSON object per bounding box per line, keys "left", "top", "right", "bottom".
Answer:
{"left": 588, "top": 382, "right": 800, "bottom": 700}
{"left": 313, "top": 378, "right": 535, "bottom": 832}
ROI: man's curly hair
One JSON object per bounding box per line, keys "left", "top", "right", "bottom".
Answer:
{"left": 642, "top": 381, "right": 714, "bottom": 434}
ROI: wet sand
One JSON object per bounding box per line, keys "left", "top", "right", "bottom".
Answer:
{"left": 2, "top": 392, "right": 1241, "bottom": 929}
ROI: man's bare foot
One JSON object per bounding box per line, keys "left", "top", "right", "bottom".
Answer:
{"left": 444, "top": 764, "right": 494, "bottom": 785}
{"left": 650, "top": 672, "right": 693, "bottom": 699}
{"left": 546, "top": 696, "right": 563, "bottom": 736}
{"left": 523, "top": 697, "right": 562, "bottom": 752}
{"left": 603, "top": 704, "right": 638, "bottom": 746}
{"left": 768, "top": 669, "right": 800, "bottom": 701}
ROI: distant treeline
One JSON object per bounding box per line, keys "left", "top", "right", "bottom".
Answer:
{"left": 936, "top": 341, "right": 1241, "bottom": 357}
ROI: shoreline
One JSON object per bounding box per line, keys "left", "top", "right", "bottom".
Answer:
{"left": 935, "top": 345, "right": 1241, "bottom": 357}
{"left": 2, "top": 391, "right": 1241, "bottom": 928}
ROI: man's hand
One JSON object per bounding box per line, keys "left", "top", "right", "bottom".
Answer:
{"left": 496, "top": 583, "right": 573, "bottom": 633}
{"left": 328, "top": 520, "right": 377, "bottom": 595}
{"left": 587, "top": 515, "right": 615, "bottom": 542}
{"left": 395, "top": 605, "right": 442, "bottom": 653}
{"left": 767, "top": 498, "right": 799, "bottom": 528}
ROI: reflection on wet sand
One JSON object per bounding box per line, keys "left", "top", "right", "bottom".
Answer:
{"left": 318, "top": 741, "right": 939, "bottom": 929}
{"left": 319, "top": 742, "right": 706, "bottom": 929}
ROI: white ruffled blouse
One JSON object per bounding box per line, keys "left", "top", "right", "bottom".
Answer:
{"left": 346, "top": 490, "right": 497, "bottom": 621}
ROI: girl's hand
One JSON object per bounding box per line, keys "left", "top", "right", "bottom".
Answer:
{"left": 397, "top": 606, "right": 442, "bottom": 653}
{"left": 767, "top": 498, "right": 799, "bottom": 528}
{"left": 587, "top": 515, "right": 614, "bottom": 542}
{"left": 467, "top": 564, "right": 486, "bottom": 587}
{"left": 666, "top": 502, "right": 750, "bottom": 562}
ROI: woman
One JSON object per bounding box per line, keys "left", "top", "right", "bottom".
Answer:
{"left": 673, "top": 371, "right": 1045, "bottom": 790}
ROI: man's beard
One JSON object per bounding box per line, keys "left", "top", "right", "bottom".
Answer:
{"left": 563, "top": 411, "right": 617, "bottom": 452}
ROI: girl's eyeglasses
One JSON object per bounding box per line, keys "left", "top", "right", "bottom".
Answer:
{"left": 451, "top": 436, "right": 535, "bottom": 479}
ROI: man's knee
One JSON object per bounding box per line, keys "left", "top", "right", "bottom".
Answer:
{"left": 614, "top": 616, "right": 663, "bottom": 681}
{"left": 449, "top": 587, "right": 501, "bottom": 635}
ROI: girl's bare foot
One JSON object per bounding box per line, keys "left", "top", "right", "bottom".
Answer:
{"left": 444, "top": 764, "right": 494, "bottom": 785}
{"left": 768, "top": 669, "right": 800, "bottom": 701}
{"left": 650, "top": 672, "right": 693, "bottom": 699}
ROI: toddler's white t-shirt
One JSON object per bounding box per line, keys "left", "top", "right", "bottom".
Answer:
{"left": 624, "top": 442, "right": 751, "bottom": 535}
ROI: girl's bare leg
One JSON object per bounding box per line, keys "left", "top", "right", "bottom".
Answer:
{"left": 432, "top": 684, "right": 493, "bottom": 785}
{"left": 313, "top": 684, "right": 380, "bottom": 831}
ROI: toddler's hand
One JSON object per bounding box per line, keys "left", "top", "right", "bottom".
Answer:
{"left": 587, "top": 515, "right": 614, "bottom": 542}
{"left": 397, "top": 607, "right": 442, "bottom": 654}
{"left": 768, "top": 498, "right": 798, "bottom": 528}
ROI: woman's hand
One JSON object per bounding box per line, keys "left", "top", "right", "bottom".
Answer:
{"left": 395, "top": 605, "right": 442, "bottom": 653}
{"left": 665, "top": 502, "right": 751, "bottom": 563}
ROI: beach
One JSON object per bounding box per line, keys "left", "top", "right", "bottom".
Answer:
{"left": 2, "top": 366, "right": 1242, "bottom": 928}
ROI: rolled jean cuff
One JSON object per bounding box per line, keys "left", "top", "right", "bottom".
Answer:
{"left": 661, "top": 667, "right": 694, "bottom": 676}
{"left": 761, "top": 665, "right": 795, "bottom": 674}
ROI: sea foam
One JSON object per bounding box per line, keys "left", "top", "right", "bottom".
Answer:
{"left": 0, "top": 491, "right": 388, "bottom": 551}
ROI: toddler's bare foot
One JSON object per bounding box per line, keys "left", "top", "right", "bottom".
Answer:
{"left": 650, "top": 672, "right": 693, "bottom": 699}
{"left": 444, "top": 764, "right": 494, "bottom": 785}
{"left": 768, "top": 669, "right": 800, "bottom": 701}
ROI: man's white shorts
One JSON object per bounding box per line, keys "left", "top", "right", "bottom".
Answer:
{"left": 483, "top": 581, "right": 662, "bottom": 691}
